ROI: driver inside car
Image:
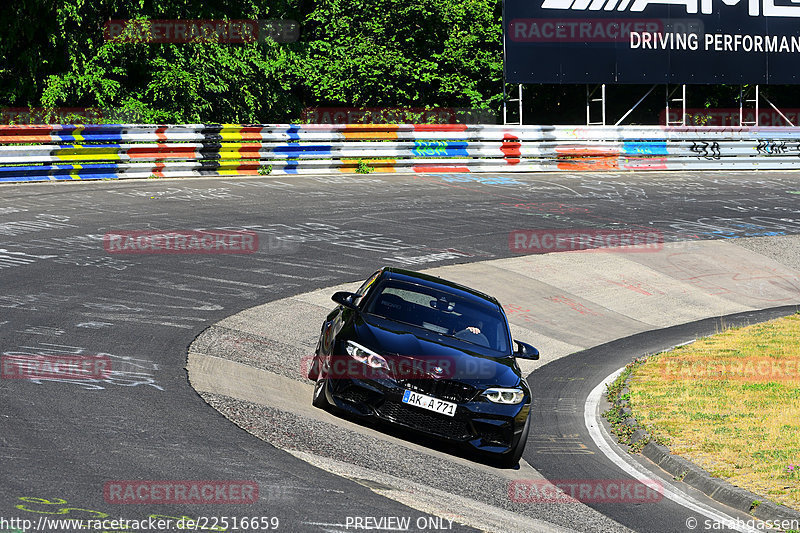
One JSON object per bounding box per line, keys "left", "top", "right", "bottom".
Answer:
{"left": 455, "top": 320, "right": 490, "bottom": 347}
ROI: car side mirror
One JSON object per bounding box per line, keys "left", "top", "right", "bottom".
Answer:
{"left": 332, "top": 291, "right": 360, "bottom": 310}
{"left": 514, "top": 340, "right": 539, "bottom": 360}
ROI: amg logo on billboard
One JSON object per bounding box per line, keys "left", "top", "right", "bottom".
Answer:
{"left": 541, "top": 0, "right": 800, "bottom": 17}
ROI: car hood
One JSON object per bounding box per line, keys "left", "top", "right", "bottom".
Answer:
{"left": 352, "top": 314, "right": 520, "bottom": 388}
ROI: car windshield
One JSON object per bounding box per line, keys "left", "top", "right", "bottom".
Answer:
{"left": 365, "top": 280, "right": 510, "bottom": 353}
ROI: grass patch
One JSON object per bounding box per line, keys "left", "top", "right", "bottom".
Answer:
{"left": 602, "top": 356, "right": 664, "bottom": 452}
{"left": 355, "top": 159, "right": 375, "bottom": 174}
{"left": 627, "top": 313, "right": 800, "bottom": 510}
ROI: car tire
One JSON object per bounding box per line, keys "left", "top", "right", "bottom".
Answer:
{"left": 312, "top": 375, "right": 330, "bottom": 409}
{"left": 500, "top": 414, "right": 531, "bottom": 468}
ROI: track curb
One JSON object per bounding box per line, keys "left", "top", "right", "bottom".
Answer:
{"left": 610, "top": 365, "right": 800, "bottom": 526}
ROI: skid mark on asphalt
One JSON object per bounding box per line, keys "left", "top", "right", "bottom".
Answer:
{"left": 527, "top": 434, "right": 594, "bottom": 456}
{"left": 0, "top": 248, "right": 56, "bottom": 269}
{"left": 3, "top": 342, "right": 165, "bottom": 391}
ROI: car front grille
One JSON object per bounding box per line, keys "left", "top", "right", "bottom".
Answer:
{"left": 339, "top": 387, "right": 370, "bottom": 405}
{"left": 378, "top": 401, "right": 471, "bottom": 440}
{"left": 396, "top": 378, "right": 478, "bottom": 403}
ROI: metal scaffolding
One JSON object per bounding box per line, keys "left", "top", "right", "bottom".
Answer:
{"left": 502, "top": 83, "right": 794, "bottom": 127}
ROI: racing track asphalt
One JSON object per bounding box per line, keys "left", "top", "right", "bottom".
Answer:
{"left": 526, "top": 305, "right": 800, "bottom": 533}
{"left": 188, "top": 241, "right": 800, "bottom": 533}
{"left": 2, "top": 171, "right": 800, "bottom": 532}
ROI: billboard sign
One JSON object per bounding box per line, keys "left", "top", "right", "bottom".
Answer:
{"left": 503, "top": 0, "right": 800, "bottom": 83}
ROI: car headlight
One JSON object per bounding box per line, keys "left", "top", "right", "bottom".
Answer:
{"left": 345, "top": 341, "right": 389, "bottom": 371}
{"left": 483, "top": 387, "right": 525, "bottom": 404}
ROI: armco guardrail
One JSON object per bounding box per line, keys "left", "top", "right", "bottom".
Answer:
{"left": 2, "top": 123, "right": 800, "bottom": 183}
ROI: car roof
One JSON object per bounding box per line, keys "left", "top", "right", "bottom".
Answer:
{"left": 380, "top": 267, "right": 501, "bottom": 308}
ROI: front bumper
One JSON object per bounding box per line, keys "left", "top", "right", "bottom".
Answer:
{"left": 323, "top": 376, "right": 530, "bottom": 454}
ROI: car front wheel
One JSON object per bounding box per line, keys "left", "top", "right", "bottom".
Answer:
{"left": 312, "top": 375, "right": 330, "bottom": 409}
{"left": 499, "top": 414, "right": 531, "bottom": 468}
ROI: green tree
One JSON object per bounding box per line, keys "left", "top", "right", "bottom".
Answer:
{"left": 0, "top": 0, "right": 506, "bottom": 123}
{"left": 299, "top": 0, "right": 502, "bottom": 111}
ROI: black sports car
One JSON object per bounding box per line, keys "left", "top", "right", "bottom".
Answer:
{"left": 307, "top": 267, "right": 539, "bottom": 467}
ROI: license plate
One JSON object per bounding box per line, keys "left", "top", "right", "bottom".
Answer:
{"left": 401, "top": 390, "right": 456, "bottom": 417}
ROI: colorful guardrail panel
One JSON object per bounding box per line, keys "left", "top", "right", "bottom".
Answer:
{"left": 2, "top": 124, "right": 800, "bottom": 182}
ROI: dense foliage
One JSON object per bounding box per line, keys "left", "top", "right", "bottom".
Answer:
{"left": 0, "top": 0, "right": 503, "bottom": 123}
